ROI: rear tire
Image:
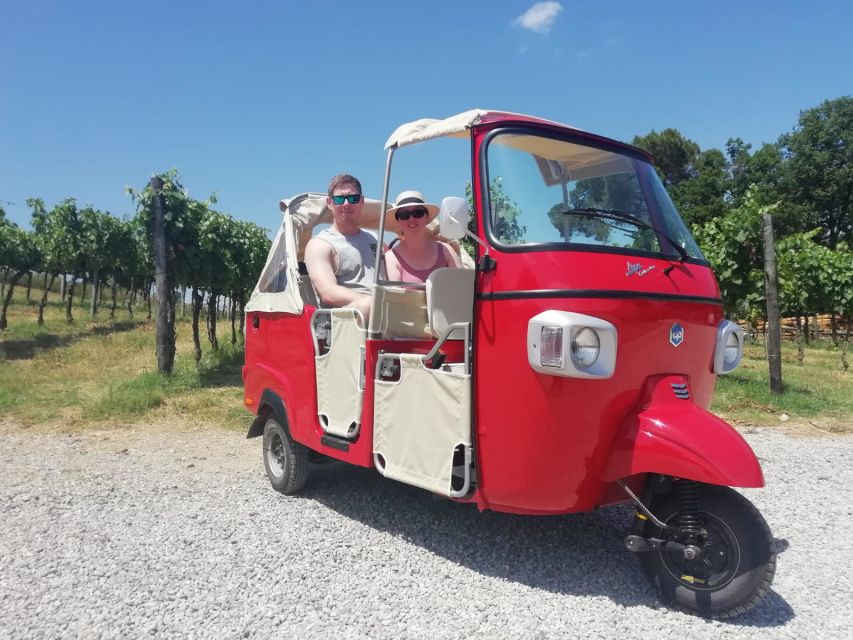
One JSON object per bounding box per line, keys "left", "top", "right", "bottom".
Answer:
{"left": 262, "top": 417, "right": 309, "bottom": 494}
{"left": 639, "top": 484, "right": 776, "bottom": 619}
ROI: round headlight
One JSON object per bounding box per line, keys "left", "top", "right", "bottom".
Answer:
{"left": 571, "top": 328, "right": 600, "bottom": 368}
{"left": 724, "top": 331, "right": 740, "bottom": 366}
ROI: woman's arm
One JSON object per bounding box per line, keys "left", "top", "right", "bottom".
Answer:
{"left": 441, "top": 242, "right": 463, "bottom": 268}
{"left": 384, "top": 248, "right": 402, "bottom": 281}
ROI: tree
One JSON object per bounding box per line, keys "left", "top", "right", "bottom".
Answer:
{"left": 776, "top": 230, "right": 835, "bottom": 343}
{"left": 726, "top": 139, "right": 784, "bottom": 208}
{"left": 28, "top": 198, "right": 83, "bottom": 324}
{"left": 95, "top": 215, "right": 130, "bottom": 319}
{"left": 0, "top": 205, "right": 7, "bottom": 298}
{"left": 78, "top": 206, "right": 116, "bottom": 319}
{"left": 672, "top": 149, "right": 729, "bottom": 226}
{"left": 176, "top": 197, "right": 211, "bottom": 361}
{"left": 112, "top": 218, "right": 151, "bottom": 319}
{"left": 224, "top": 220, "right": 270, "bottom": 344}
{"left": 692, "top": 190, "right": 769, "bottom": 319}
{"left": 825, "top": 243, "right": 853, "bottom": 343}
{"left": 463, "top": 180, "right": 526, "bottom": 257}
{"left": 779, "top": 96, "right": 853, "bottom": 248}
{"left": 197, "top": 209, "right": 235, "bottom": 352}
{"left": 0, "top": 220, "right": 40, "bottom": 329}
{"left": 633, "top": 129, "right": 730, "bottom": 226}
{"left": 544, "top": 173, "right": 644, "bottom": 245}
{"left": 632, "top": 129, "right": 700, "bottom": 188}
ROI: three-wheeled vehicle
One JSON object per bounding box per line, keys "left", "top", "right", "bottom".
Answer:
{"left": 243, "top": 109, "right": 776, "bottom": 619}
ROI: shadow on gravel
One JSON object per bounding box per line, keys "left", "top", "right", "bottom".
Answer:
{"left": 298, "top": 462, "right": 795, "bottom": 626}
{"left": 774, "top": 538, "right": 790, "bottom": 554}
{"left": 0, "top": 321, "right": 141, "bottom": 361}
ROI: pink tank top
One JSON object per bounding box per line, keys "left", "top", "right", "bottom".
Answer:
{"left": 392, "top": 244, "right": 450, "bottom": 283}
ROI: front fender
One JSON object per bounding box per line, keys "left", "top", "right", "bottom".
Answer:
{"left": 603, "top": 375, "right": 764, "bottom": 488}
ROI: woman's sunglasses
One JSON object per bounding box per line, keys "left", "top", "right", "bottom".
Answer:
{"left": 395, "top": 207, "right": 428, "bottom": 221}
{"left": 331, "top": 194, "right": 363, "bottom": 205}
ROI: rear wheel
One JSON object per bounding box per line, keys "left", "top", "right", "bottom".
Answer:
{"left": 262, "top": 417, "right": 309, "bottom": 494}
{"left": 639, "top": 484, "right": 776, "bottom": 619}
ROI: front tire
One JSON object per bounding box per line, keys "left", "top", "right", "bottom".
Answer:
{"left": 639, "top": 483, "right": 776, "bottom": 619}
{"left": 262, "top": 418, "right": 309, "bottom": 494}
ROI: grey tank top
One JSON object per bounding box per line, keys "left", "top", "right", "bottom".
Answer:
{"left": 314, "top": 228, "right": 378, "bottom": 295}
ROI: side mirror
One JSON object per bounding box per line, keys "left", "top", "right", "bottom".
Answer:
{"left": 438, "top": 196, "right": 469, "bottom": 241}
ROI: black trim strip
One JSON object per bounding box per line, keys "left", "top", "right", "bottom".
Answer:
{"left": 321, "top": 434, "right": 351, "bottom": 452}
{"left": 478, "top": 289, "right": 723, "bottom": 305}
{"left": 479, "top": 240, "right": 709, "bottom": 265}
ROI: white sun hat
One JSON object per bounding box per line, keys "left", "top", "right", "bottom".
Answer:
{"left": 385, "top": 190, "right": 440, "bottom": 228}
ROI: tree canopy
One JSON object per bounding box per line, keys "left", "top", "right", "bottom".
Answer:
{"left": 779, "top": 96, "right": 853, "bottom": 248}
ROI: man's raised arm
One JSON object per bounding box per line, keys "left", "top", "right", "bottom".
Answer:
{"left": 304, "top": 237, "right": 368, "bottom": 308}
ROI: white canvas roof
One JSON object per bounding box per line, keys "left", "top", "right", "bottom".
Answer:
{"left": 384, "top": 109, "right": 489, "bottom": 149}
{"left": 384, "top": 109, "right": 583, "bottom": 150}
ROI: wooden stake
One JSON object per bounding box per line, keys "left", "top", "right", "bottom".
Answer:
{"left": 763, "top": 213, "right": 783, "bottom": 394}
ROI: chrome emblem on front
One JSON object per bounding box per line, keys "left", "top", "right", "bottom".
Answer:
{"left": 626, "top": 261, "right": 656, "bottom": 277}
{"left": 669, "top": 323, "right": 684, "bottom": 347}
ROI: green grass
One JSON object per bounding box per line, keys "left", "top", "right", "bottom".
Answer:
{"left": 0, "top": 288, "right": 247, "bottom": 431}
{"left": 88, "top": 342, "right": 245, "bottom": 420}
{"left": 712, "top": 339, "right": 852, "bottom": 432}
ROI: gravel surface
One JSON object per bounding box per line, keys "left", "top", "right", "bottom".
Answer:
{"left": 1, "top": 421, "right": 851, "bottom": 639}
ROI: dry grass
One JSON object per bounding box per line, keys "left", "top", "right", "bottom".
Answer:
{"left": 2, "top": 287, "right": 850, "bottom": 434}
{"left": 1, "top": 292, "right": 247, "bottom": 431}
{"left": 712, "top": 338, "right": 852, "bottom": 433}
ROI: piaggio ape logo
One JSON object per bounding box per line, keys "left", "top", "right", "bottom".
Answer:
{"left": 626, "top": 261, "right": 656, "bottom": 277}
{"left": 669, "top": 323, "right": 684, "bottom": 347}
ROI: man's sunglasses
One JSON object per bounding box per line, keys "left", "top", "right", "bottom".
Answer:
{"left": 396, "top": 207, "right": 428, "bottom": 221}
{"left": 331, "top": 194, "right": 363, "bottom": 205}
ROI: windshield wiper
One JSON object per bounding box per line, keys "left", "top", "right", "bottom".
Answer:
{"left": 561, "top": 207, "right": 689, "bottom": 262}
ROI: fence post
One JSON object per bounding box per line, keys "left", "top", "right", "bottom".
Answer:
{"left": 89, "top": 267, "right": 99, "bottom": 319}
{"left": 152, "top": 176, "right": 175, "bottom": 374}
{"left": 763, "top": 213, "right": 783, "bottom": 394}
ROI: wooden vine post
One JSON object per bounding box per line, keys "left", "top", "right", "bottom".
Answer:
{"left": 151, "top": 176, "right": 176, "bottom": 374}
{"left": 763, "top": 213, "right": 783, "bottom": 394}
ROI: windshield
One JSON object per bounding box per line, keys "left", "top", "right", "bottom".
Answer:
{"left": 483, "top": 131, "right": 705, "bottom": 260}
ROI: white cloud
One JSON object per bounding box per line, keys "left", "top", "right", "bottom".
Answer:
{"left": 518, "top": 45, "right": 530, "bottom": 55}
{"left": 513, "top": 2, "right": 563, "bottom": 34}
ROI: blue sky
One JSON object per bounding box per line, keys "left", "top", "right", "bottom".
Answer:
{"left": 2, "top": 1, "right": 851, "bottom": 233}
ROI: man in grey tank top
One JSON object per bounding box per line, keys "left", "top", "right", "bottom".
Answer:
{"left": 304, "top": 174, "right": 378, "bottom": 322}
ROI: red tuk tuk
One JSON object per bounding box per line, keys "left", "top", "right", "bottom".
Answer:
{"left": 242, "top": 109, "right": 776, "bottom": 619}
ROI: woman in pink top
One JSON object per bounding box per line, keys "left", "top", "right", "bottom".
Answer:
{"left": 384, "top": 190, "right": 462, "bottom": 284}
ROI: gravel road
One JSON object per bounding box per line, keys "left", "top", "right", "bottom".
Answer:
{"left": 1, "top": 421, "right": 851, "bottom": 639}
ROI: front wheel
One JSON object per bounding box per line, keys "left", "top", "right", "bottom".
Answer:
{"left": 262, "top": 417, "right": 309, "bottom": 494}
{"left": 639, "top": 483, "right": 776, "bottom": 620}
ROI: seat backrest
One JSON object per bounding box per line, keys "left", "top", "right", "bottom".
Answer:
{"left": 425, "top": 268, "right": 475, "bottom": 339}
{"left": 374, "top": 285, "right": 431, "bottom": 339}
